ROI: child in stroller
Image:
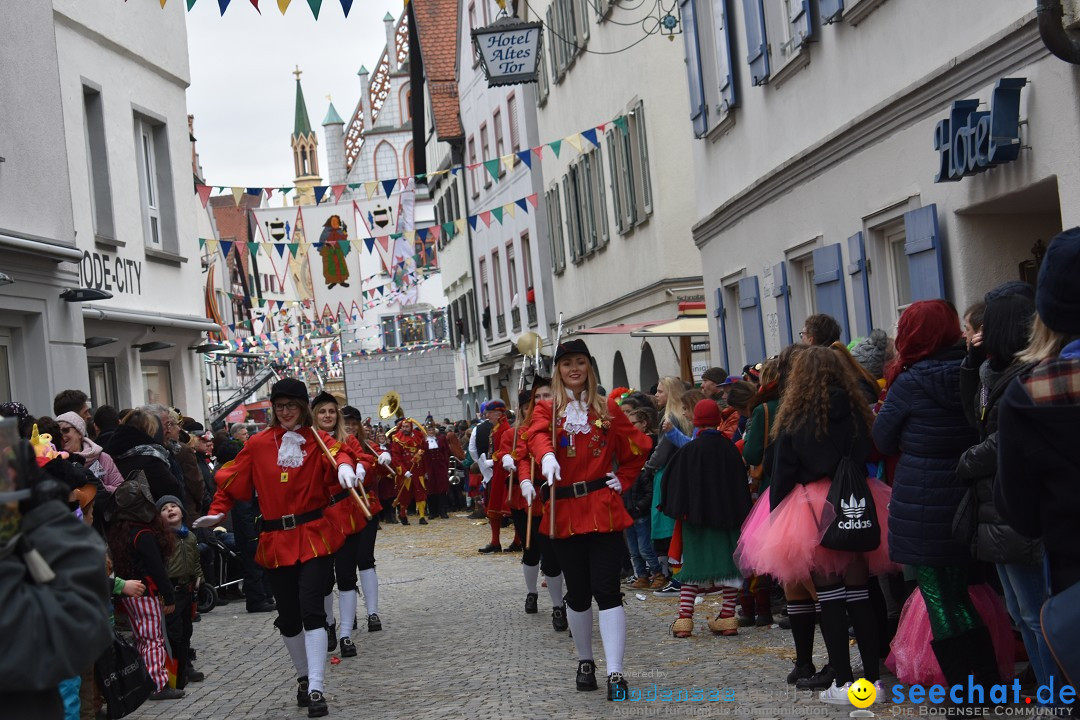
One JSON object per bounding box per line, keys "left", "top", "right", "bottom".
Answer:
{"left": 195, "top": 527, "right": 244, "bottom": 613}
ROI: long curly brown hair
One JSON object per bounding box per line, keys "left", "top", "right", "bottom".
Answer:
{"left": 772, "top": 346, "right": 874, "bottom": 441}
{"left": 106, "top": 517, "right": 177, "bottom": 584}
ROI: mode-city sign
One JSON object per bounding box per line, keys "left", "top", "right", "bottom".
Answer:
{"left": 933, "top": 77, "right": 1026, "bottom": 183}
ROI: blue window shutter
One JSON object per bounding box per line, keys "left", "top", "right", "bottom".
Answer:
{"left": 741, "top": 0, "right": 770, "bottom": 86}
{"left": 846, "top": 231, "right": 872, "bottom": 338}
{"left": 812, "top": 243, "right": 851, "bottom": 344}
{"left": 738, "top": 276, "right": 766, "bottom": 365}
{"left": 788, "top": 0, "right": 812, "bottom": 49}
{"left": 681, "top": 0, "right": 708, "bottom": 137}
{"left": 771, "top": 261, "right": 793, "bottom": 346}
{"left": 714, "top": 288, "right": 730, "bottom": 372}
{"left": 820, "top": 0, "right": 843, "bottom": 24}
{"left": 713, "top": 0, "right": 737, "bottom": 112}
{"left": 903, "top": 204, "right": 946, "bottom": 301}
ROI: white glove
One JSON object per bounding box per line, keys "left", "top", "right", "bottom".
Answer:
{"left": 338, "top": 464, "right": 358, "bottom": 489}
{"left": 519, "top": 480, "right": 536, "bottom": 505}
{"left": 501, "top": 454, "right": 516, "bottom": 472}
{"left": 378, "top": 452, "right": 392, "bottom": 467}
{"left": 541, "top": 453, "right": 561, "bottom": 486}
{"left": 480, "top": 454, "right": 495, "bottom": 470}
{"left": 405, "top": 470, "right": 413, "bottom": 479}
{"left": 192, "top": 513, "right": 225, "bottom": 529}
{"left": 355, "top": 462, "right": 366, "bottom": 483}
{"left": 605, "top": 472, "right": 622, "bottom": 492}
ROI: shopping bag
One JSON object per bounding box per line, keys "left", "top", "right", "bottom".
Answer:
{"left": 819, "top": 455, "right": 880, "bottom": 552}
{"left": 94, "top": 630, "right": 154, "bottom": 719}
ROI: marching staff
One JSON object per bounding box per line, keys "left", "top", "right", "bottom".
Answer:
{"left": 479, "top": 400, "right": 514, "bottom": 553}
{"left": 390, "top": 419, "right": 429, "bottom": 525}
{"left": 505, "top": 379, "right": 568, "bottom": 631}
{"left": 312, "top": 393, "right": 390, "bottom": 658}
{"left": 194, "top": 379, "right": 368, "bottom": 718}
{"left": 527, "top": 340, "right": 652, "bottom": 700}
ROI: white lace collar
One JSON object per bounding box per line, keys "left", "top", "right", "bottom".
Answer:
{"left": 277, "top": 426, "right": 307, "bottom": 468}
{"left": 561, "top": 389, "right": 591, "bottom": 435}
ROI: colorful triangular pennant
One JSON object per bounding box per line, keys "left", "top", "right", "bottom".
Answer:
{"left": 381, "top": 179, "right": 397, "bottom": 198}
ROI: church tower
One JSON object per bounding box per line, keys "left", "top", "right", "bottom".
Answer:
{"left": 290, "top": 67, "right": 322, "bottom": 206}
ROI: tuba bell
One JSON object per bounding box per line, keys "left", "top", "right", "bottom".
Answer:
{"left": 378, "top": 390, "right": 403, "bottom": 421}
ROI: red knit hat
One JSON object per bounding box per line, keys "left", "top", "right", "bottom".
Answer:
{"left": 692, "top": 399, "right": 721, "bottom": 428}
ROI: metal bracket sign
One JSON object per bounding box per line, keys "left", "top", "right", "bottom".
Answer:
{"left": 471, "top": 17, "right": 544, "bottom": 88}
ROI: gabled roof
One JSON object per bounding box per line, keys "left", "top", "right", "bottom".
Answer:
{"left": 410, "top": 0, "right": 463, "bottom": 141}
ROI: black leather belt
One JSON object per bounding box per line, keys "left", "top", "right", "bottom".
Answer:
{"left": 328, "top": 489, "right": 351, "bottom": 506}
{"left": 542, "top": 477, "right": 610, "bottom": 501}
{"left": 262, "top": 507, "right": 323, "bottom": 531}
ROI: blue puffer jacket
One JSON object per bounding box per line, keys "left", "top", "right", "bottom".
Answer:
{"left": 873, "top": 348, "right": 978, "bottom": 566}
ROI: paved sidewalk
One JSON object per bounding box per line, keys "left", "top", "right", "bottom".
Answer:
{"left": 125, "top": 514, "right": 883, "bottom": 719}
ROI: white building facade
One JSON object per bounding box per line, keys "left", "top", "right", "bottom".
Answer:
{"left": 529, "top": 0, "right": 705, "bottom": 391}
{"left": 685, "top": 0, "right": 1080, "bottom": 370}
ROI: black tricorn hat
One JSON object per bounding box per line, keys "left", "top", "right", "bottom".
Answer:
{"left": 552, "top": 338, "right": 593, "bottom": 364}
{"left": 270, "top": 378, "right": 309, "bottom": 405}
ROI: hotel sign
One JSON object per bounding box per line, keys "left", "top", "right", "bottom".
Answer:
{"left": 471, "top": 17, "right": 543, "bottom": 88}
{"left": 934, "top": 77, "right": 1026, "bottom": 182}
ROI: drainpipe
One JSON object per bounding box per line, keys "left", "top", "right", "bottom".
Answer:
{"left": 1037, "top": 0, "right": 1080, "bottom": 65}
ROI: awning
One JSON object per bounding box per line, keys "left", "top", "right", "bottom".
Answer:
{"left": 574, "top": 320, "right": 660, "bottom": 335}
{"left": 82, "top": 304, "right": 221, "bottom": 333}
{"left": 630, "top": 301, "right": 709, "bottom": 338}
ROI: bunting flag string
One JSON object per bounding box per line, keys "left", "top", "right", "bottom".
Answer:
{"left": 192, "top": 115, "right": 627, "bottom": 208}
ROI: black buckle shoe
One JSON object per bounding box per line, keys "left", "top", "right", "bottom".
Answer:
{"left": 576, "top": 660, "right": 598, "bottom": 691}
{"left": 552, "top": 604, "right": 568, "bottom": 631}
{"left": 786, "top": 660, "right": 815, "bottom": 684}
{"left": 419, "top": 517, "right": 428, "bottom": 525}
{"left": 399, "top": 516, "right": 410, "bottom": 525}
{"left": 478, "top": 543, "right": 502, "bottom": 554}
{"left": 367, "top": 613, "right": 382, "bottom": 632}
{"left": 339, "top": 636, "right": 356, "bottom": 657}
{"left": 525, "top": 592, "right": 538, "bottom": 614}
{"left": 307, "top": 690, "right": 328, "bottom": 718}
{"left": 607, "top": 672, "right": 629, "bottom": 701}
{"left": 326, "top": 623, "right": 337, "bottom": 652}
{"left": 297, "top": 677, "right": 309, "bottom": 707}
{"left": 795, "top": 663, "right": 835, "bottom": 690}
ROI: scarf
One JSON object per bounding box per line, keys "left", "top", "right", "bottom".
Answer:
{"left": 116, "top": 443, "right": 170, "bottom": 465}
{"left": 561, "top": 389, "right": 591, "bottom": 435}
{"left": 278, "top": 427, "right": 307, "bottom": 468}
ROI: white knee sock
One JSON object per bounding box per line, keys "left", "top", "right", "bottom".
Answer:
{"left": 359, "top": 568, "right": 379, "bottom": 616}
{"left": 323, "top": 592, "right": 335, "bottom": 627}
{"left": 545, "top": 572, "right": 564, "bottom": 608}
{"left": 565, "top": 607, "right": 594, "bottom": 661}
{"left": 304, "top": 627, "right": 328, "bottom": 693}
{"left": 598, "top": 606, "right": 626, "bottom": 676}
{"left": 339, "top": 589, "right": 358, "bottom": 637}
{"left": 282, "top": 632, "right": 308, "bottom": 678}
{"left": 523, "top": 563, "right": 540, "bottom": 594}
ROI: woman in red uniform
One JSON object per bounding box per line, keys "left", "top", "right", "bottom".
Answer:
{"left": 503, "top": 379, "right": 568, "bottom": 630}
{"left": 479, "top": 400, "right": 514, "bottom": 552}
{"left": 312, "top": 392, "right": 390, "bottom": 656}
{"left": 526, "top": 339, "right": 652, "bottom": 700}
{"left": 194, "top": 379, "right": 367, "bottom": 718}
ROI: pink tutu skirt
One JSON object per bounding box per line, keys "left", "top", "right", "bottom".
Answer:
{"left": 886, "top": 584, "right": 1015, "bottom": 685}
{"left": 735, "top": 479, "right": 898, "bottom": 584}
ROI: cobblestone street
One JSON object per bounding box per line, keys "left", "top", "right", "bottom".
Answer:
{"left": 125, "top": 514, "right": 892, "bottom": 720}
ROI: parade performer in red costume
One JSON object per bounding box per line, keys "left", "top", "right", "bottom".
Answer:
{"left": 424, "top": 419, "right": 452, "bottom": 520}
{"left": 505, "top": 379, "right": 568, "bottom": 630}
{"left": 193, "top": 379, "right": 364, "bottom": 718}
{"left": 312, "top": 393, "right": 390, "bottom": 657}
{"left": 527, "top": 340, "right": 652, "bottom": 700}
{"left": 479, "top": 400, "right": 514, "bottom": 553}
{"left": 390, "top": 419, "right": 428, "bottom": 525}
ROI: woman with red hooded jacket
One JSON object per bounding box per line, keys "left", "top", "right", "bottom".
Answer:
{"left": 194, "top": 379, "right": 368, "bottom": 718}
{"left": 526, "top": 339, "right": 652, "bottom": 700}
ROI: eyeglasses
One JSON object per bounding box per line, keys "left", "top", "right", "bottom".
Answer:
{"left": 798, "top": 331, "right": 807, "bottom": 339}
{"left": 274, "top": 402, "right": 301, "bottom": 413}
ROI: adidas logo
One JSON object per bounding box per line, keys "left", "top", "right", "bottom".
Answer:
{"left": 840, "top": 494, "right": 866, "bottom": 519}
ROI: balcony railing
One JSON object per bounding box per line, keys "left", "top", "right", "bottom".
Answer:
{"left": 496, "top": 314, "right": 506, "bottom": 337}
{"left": 511, "top": 306, "right": 521, "bottom": 332}
{"left": 526, "top": 302, "right": 537, "bottom": 327}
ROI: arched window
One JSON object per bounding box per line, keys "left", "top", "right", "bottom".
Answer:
{"left": 400, "top": 83, "right": 412, "bottom": 123}
{"left": 612, "top": 351, "right": 629, "bottom": 390}
{"left": 639, "top": 342, "right": 659, "bottom": 392}
{"left": 403, "top": 142, "right": 414, "bottom": 177}
{"left": 374, "top": 141, "right": 398, "bottom": 180}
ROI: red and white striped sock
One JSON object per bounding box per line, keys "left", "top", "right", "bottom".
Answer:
{"left": 720, "top": 587, "right": 738, "bottom": 619}
{"left": 678, "top": 584, "right": 698, "bottom": 619}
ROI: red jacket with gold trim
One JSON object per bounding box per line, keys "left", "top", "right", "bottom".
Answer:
{"left": 324, "top": 434, "right": 380, "bottom": 537}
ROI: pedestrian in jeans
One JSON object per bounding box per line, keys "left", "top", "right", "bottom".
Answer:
{"left": 623, "top": 403, "right": 662, "bottom": 589}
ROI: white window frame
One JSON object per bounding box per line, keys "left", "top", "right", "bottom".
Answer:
{"left": 136, "top": 119, "right": 162, "bottom": 247}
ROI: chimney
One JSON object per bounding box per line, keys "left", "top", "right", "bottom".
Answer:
{"left": 357, "top": 65, "right": 372, "bottom": 128}
{"left": 383, "top": 13, "right": 398, "bottom": 72}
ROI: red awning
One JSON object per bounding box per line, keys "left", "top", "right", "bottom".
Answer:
{"left": 573, "top": 320, "right": 661, "bottom": 335}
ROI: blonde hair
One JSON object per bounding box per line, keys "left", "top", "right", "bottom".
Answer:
{"left": 658, "top": 376, "right": 692, "bottom": 435}
{"left": 311, "top": 399, "right": 347, "bottom": 442}
{"left": 1018, "top": 315, "right": 1080, "bottom": 364}
{"left": 122, "top": 408, "right": 161, "bottom": 440}
{"left": 550, "top": 357, "right": 608, "bottom": 423}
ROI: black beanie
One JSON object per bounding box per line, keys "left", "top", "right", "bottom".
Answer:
{"left": 1037, "top": 227, "right": 1080, "bottom": 335}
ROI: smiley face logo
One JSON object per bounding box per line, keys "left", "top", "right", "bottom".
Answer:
{"left": 848, "top": 678, "right": 877, "bottom": 708}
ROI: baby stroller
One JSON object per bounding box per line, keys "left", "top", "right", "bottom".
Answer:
{"left": 196, "top": 527, "right": 244, "bottom": 613}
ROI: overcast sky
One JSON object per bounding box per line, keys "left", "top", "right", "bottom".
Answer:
{"left": 185, "top": 0, "right": 399, "bottom": 195}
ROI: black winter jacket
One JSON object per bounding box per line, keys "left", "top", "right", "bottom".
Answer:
{"left": 105, "top": 425, "right": 184, "bottom": 502}
{"left": 956, "top": 361, "right": 1041, "bottom": 565}
{"left": 873, "top": 347, "right": 978, "bottom": 566}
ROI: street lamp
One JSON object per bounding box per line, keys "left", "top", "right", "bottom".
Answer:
{"left": 471, "top": 16, "right": 544, "bottom": 88}
{"left": 137, "top": 341, "right": 176, "bottom": 353}
{"left": 84, "top": 336, "right": 118, "bottom": 349}
{"left": 60, "top": 287, "right": 113, "bottom": 302}
{"left": 0, "top": 272, "right": 13, "bottom": 287}
{"left": 193, "top": 342, "right": 229, "bottom": 354}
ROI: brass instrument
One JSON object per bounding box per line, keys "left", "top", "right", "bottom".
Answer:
{"left": 378, "top": 390, "right": 403, "bottom": 421}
